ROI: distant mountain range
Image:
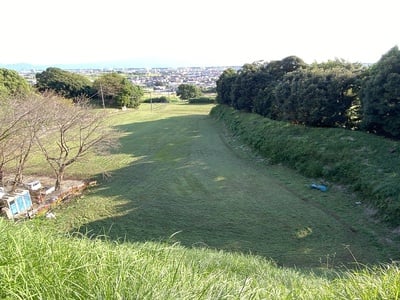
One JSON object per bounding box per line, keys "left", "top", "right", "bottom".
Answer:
{"left": 0, "top": 59, "right": 228, "bottom": 71}
{"left": 0, "top": 63, "right": 41, "bottom": 71}
{"left": 0, "top": 62, "right": 153, "bottom": 72}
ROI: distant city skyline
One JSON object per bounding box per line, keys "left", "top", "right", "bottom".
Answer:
{"left": 1, "top": 0, "right": 399, "bottom": 67}
{"left": 0, "top": 60, "right": 241, "bottom": 72}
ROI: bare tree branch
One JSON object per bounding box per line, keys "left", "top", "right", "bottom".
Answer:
{"left": 35, "top": 94, "right": 120, "bottom": 190}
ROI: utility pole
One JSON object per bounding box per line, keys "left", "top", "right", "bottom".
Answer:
{"left": 100, "top": 83, "right": 105, "bottom": 109}
{"left": 150, "top": 90, "right": 153, "bottom": 111}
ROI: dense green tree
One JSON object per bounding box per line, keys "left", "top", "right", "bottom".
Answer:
{"left": 115, "top": 78, "right": 143, "bottom": 108}
{"left": 35, "top": 67, "right": 92, "bottom": 99}
{"left": 220, "top": 57, "right": 306, "bottom": 113}
{"left": 360, "top": 46, "right": 400, "bottom": 138}
{"left": 215, "top": 55, "right": 365, "bottom": 129}
{"left": 264, "top": 56, "right": 306, "bottom": 78}
{"left": 215, "top": 57, "right": 306, "bottom": 113}
{"left": 230, "top": 63, "right": 262, "bottom": 111}
{"left": 273, "top": 62, "right": 361, "bottom": 127}
{"left": 93, "top": 73, "right": 143, "bottom": 108}
{"left": 253, "top": 56, "right": 306, "bottom": 116}
{"left": 0, "top": 68, "right": 31, "bottom": 98}
{"left": 176, "top": 83, "right": 202, "bottom": 100}
{"left": 215, "top": 68, "right": 237, "bottom": 105}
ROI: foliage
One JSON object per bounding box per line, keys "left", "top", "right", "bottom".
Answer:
{"left": 211, "top": 104, "right": 400, "bottom": 225}
{"left": 230, "top": 62, "right": 262, "bottom": 111}
{"left": 93, "top": 73, "right": 143, "bottom": 108}
{"left": 188, "top": 96, "right": 215, "bottom": 104}
{"left": 115, "top": 79, "right": 143, "bottom": 108}
{"left": 176, "top": 83, "right": 202, "bottom": 100}
{"left": 142, "top": 96, "right": 169, "bottom": 103}
{"left": 361, "top": 46, "right": 400, "bottom": 138}
{"left": 0, "top": 68, "right": 31, "bottom": 98}
{"left": 273, "top": 61, "right": 363, "bottom": 127}
{"left": 253, "top": 56, "right": 307, "bottom": 117}
{"left": 35, "top": 67, "right": 92, "bottom": 99}
{"left": 215, "top": 56, "right": 369, "bottom": 130}
{"left": 215, "top": 68, "right": 237, "bottom": 105}
{"left": 216, "top": 57, "right": 306, "bottom": 113}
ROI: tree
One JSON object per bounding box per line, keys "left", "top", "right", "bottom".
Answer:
{"left": 36, "top": 67, "right": 92, "bottom": 99}
{"left": 0, "top": 68, "right": 31, "bottom": 98}
{"left": 35, "top": 94, "right": 120, "bottom": 190}
{"left": 115, "top": 78, "right": 143, "bottom": 108}
{"left": 93, "top": 73, "right": 143, "bottom": 108}
{"left": 0, "top": 98, "right": 24, "bottom": 184}
{"left": 360, "top": 46, "right": 400, "bottom": 138}
{"left": 0, "top": 95, "right": 42, "bottom": 186}
{"left": 216, "top": 68, "right": 237, "bottom": 105}
{"left": 252, "top": 57, "right": 306, "bottom": 117}
{"left": 230, "top": 62, "right": 263, "bottom": 111}
{"left": 176, "top": 84, "right": 202, "bottom": 100}
{"left": 273, "top": 62, "right": 361, "bottom": 127}
{"left": 11, "top": 95, "right": 46, "bottom": 186}
{"left": 227, "top": 57, "right": 306, "bottom": 113}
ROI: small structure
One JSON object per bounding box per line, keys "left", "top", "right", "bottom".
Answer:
{"left": 0, "top": 189, "right": 32, "bottom": 219}
{"left": 25, "top": 180, "right": 42, "bottom": 191}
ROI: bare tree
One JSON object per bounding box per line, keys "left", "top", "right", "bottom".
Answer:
{"left": 35, "top": 94, "right": 120, "bottom": 190}
{"left": 0, "top": 96, "right": 39, "bottom": 186}
{"left": 0, "top": 97, "right": 32, "bottom": 142}
{"left": 11, "top": 95, "right": 45, "bottom": 186}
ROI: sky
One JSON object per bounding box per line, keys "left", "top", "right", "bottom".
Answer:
{"left": 1, "top": 0, "right": 399, "bottom": 67}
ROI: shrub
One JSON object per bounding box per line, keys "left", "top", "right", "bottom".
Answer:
{"left": 142, "top": 96, "right": 169, "bottom": 103}
{"left": 188, "top": 97, "right": 215, "bottom": 104}
{"left": 361, "top": 46, "right": 400, "bottom": 138}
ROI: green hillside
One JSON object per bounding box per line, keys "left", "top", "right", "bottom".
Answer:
{"left": 2, "top": 103, "right": 400, "bottom": 299}
{"left": 210, "top": 105, "right": 400, "bottom": 225}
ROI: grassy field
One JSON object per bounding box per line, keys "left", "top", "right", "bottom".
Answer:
{"left": 33, "top": 103, "right": 400, "bottom": 269}
{"left": 2, "top": 103, "right": 400, "bottom": 299}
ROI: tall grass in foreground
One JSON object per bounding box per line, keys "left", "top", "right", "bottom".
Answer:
{"left": 0, "top": 219, "right": 399, "bottom": 299}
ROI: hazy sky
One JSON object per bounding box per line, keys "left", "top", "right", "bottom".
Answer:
{"left": 1, "top": 0, "right": 399, "bottom": 67}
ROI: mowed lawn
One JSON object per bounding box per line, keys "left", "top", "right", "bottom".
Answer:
{"left": 50, "top": 103, "right": 399, "bottom": 268}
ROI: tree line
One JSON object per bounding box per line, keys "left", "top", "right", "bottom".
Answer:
{"left": 216, "top": 46, "right": 400, "bottom": 139}
{"left": 35, "top": 68, "right": 144, "bottom": 108}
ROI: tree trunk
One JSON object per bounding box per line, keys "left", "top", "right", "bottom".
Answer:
{"left": 55, "top": 166, "right": 65, "bottom": 191}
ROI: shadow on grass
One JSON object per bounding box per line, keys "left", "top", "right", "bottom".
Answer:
{"left": 74, "top": 114, "right": 236, "bottom": 242}
{"left": 68, "top": 112, "right": 398, "bottom": 269}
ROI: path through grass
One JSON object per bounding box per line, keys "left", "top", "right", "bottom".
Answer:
{"left": 50, "top": 103, "right": 399, "bottom": 268}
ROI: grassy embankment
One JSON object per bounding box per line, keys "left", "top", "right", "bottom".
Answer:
{"left": 2, "top": 103, "right": 400, "bottom": 299}
{"left": 210, "top": 105, "right": 400, "bottom": 225}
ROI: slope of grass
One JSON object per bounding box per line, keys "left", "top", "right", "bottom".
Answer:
{"left": 24, "top": 103, "right": 399, "bottom": 270}
{"left": 2, "top": 103, "right": 400, "bottom": 298}
{"left": 210, "top": 105, "right": 400, "bottom": 225}
{"left": 1, "top": 218, "right": 399, "bottom": 300}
